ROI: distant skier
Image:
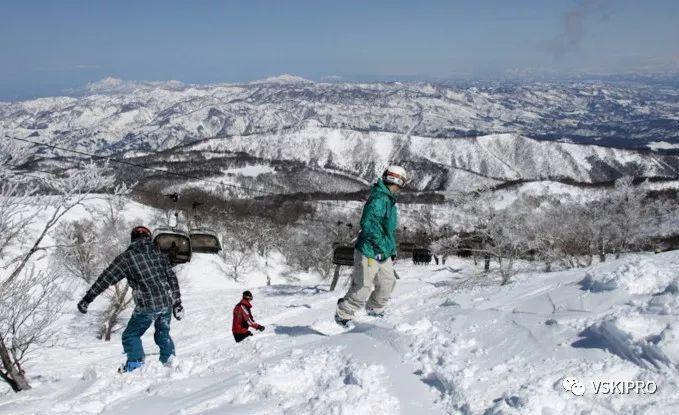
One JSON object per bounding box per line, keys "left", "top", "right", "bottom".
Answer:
{"left": 77, "top": 226, "right": 184, "bottom": 372}
{"left": 232, "top": 290, "right": 265, "bottom": 342}
{"left": 335, "top": 165, "right": 407, "bottom": 327}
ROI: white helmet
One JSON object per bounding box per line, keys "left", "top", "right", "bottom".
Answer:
{"left": 382, "top": 165, "right": 408, "bottom": 187}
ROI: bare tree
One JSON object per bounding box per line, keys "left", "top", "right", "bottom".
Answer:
{"left": 97, "top": 283, "right": 133, "bottom": 341}
{"left": 603, "top": 177, "right": 656, "bottom": 257}
{"left": 450, "top": 190, "right": 543, "bottom": 283}
{"left": 54, "top": 220, "right": 99, "bottom": 283}
{"left": 0, "top": 182, "right": 39, "bottom": 259}
{"left": 249, "top": 220, "right": 282, "bottom": 285}
{"left": 220, "top": 239, "right": 255, "bottom": 282}
{"left": 0, "top": 153, "right": 113, "bottom": 391}
{"left": 54, "top": 187, "right": 137, "bottom": 341}
{"left": 87, "top": 187, "right": 136, "bottom": 340}
{"left": 280, "top": 222, "right": 335, "bottom": 280}
{"left": 3, "top": 162, "right": 114, "bottom": 287}
{"left": 0, "top": 267, "right": 67, "bottom": 392}
{"left": 429, "top": 233, "right": 460, "bottom": 265}
{"left": 218, "top": 219, "right": 257, "bottom": 281}
{"left": 485, "top": 207, "right": 536, "bottom": 284}
{"left": 451, "top": 187, "right": 497, "bottom": 272}
{"left": 0, "top": 141, "right": 38, "bottom": 259}
{"left": 531, "top": 178, "right": 662, "bottom": 268}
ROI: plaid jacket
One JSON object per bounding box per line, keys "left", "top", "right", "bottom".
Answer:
{"left": 83, "top": 238, "right": 181, "bottom": 312}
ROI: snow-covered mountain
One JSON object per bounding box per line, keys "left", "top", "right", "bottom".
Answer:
{"left": 167, "top": 128, "right": 679, "bottom": 193}
{"left": 2, "top": 76, "right": 678, "bottom": 154}
{"left": 3, "top": 77, "right": 679, "bottom": 195}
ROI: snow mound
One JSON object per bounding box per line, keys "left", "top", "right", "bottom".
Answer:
{"left": 573, "top": 316, "right": 675, "bottom": 371}
{"left": 199, "top": 347, "right": 398, "bottom": 415}
{"left": 397, "top": 318, "right": 479, "bottom": 411}
{"left": 579, "top": 256, "right": 677, "bottom": 294}
{"left": 646, "top": 277, "right": 679, "bottom": 315}
{"left": 49, "top": 359, "right": 197, "bottom": 414}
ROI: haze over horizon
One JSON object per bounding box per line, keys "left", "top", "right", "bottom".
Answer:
{"left": 1, "top": 0, "right": 678, "bottom": 101}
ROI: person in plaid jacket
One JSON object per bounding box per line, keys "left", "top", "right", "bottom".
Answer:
{"left": 77, "top": 226, "right": 184, "bottom": 372}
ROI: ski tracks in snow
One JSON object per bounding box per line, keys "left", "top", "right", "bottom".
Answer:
{"left": 4, "top": 254, "right": 679, "bottom": 414}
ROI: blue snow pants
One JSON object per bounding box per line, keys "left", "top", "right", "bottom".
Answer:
{"left": 121, "top": 307, "right": 175, "bottom": 363}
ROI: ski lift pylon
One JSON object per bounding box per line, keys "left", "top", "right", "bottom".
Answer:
{"left": 154, "top": 227, "right": 192, "bottom": 264}
{"left": 189, "top": 228, "right": 222, "bottom": 254}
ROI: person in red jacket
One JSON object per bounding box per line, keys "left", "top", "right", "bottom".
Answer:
{"left": 232, "top": 290, "right": 265, "bottom": 342}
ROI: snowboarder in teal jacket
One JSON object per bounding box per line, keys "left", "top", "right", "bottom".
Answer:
{"left": 354, "top": 178, "right": 399, "bottom": 261}
{"left": 336, "top": 165, "right": 408, "bottom": 326}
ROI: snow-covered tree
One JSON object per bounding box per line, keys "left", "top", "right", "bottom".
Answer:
{"left": 0, "top": 267, "right": 65, "bottom": 392}
{"left": 217, "top": 219, "right": 257, "bottom": 281}
{"left": 55, "top": 186, "right": 137, "bottom": 340}
{"left": 0, "top": 148, "right": 114, "bottom": 391}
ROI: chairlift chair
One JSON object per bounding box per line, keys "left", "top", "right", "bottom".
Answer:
{"left": 412, "top": 248, "right": 432, "bottom": 265}
{"left": 154, "top": 227, "right": 192, "bottom": 264}
{"left": 189, "top": 228, "right": 222, "bottom": 254}
{"left": 332, "top": 245, "right": 355, "bottom": 266}
{"left": 398, "top": 242, "right": 415, "bottom": 254}
{"left": 330, "top": 245, "right": 355, "bottom": 291}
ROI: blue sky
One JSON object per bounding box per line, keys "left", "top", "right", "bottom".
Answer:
{"left": 0, "top": 0, "right": 677, "bottom": 100}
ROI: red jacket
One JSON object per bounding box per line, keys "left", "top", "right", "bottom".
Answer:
{"left": 232, "top": 299, "right": 261, "bottom": 334}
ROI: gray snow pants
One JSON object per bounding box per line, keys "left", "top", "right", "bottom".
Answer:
{"left": 336, "top": 250, "right": 396, "bottom": 320}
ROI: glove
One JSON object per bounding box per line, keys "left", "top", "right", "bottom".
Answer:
{"left": 77, "top": 299, "right": 90, "bottom": 314}
{"left": 391, "top": 254, "right": 396, "bottom": 261}
{"left": 375, "top": 254, "right": 388, "bottom": 263}
{"left": 172, "top": 302, "right": 184, "bottom": 321}
{"left": 256, "top": 326, "right": 265, "bottom": 332}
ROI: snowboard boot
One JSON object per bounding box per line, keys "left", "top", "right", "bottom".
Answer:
{"left": 366, "top": 307, "right": 385, "bottom": 318}
{"left": 335, "top": 298, "right": 354, "bottom": 328}
{"left": 119, "top": 360, "right": 144, "bottom": 373}
{"left": 163, "top": 355, "right": 178, "bottom": 368}
{"left": 334, "top": 313, "right": 352, "bottom": 328}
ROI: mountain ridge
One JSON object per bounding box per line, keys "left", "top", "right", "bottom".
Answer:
{"left": 3, "top": 78, "right": 679, "bottom": 195}
{"left": 2, "top": 77, "right": 678, "bottom": 154}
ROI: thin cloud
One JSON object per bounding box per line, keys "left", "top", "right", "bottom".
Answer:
{"left": 36, "top": 64, "right": 101, "bottom": 71}
{"left": 550, "top": 0, "right": 612, "bottom": 59}
{"left": 68, "top": 64, "right": 100, "bottom": 70}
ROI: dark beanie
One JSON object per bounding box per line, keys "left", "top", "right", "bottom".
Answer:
{"left": 242, "top": 290, "right": 253, "bottom": 299}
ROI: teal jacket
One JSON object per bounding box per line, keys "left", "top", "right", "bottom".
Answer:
{"left": 355, "top": 179, "right": 398, "bottom": 259}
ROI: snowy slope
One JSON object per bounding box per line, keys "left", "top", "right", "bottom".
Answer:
{"left": 2, "top": 244, "right": 678, "bottom": 414}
